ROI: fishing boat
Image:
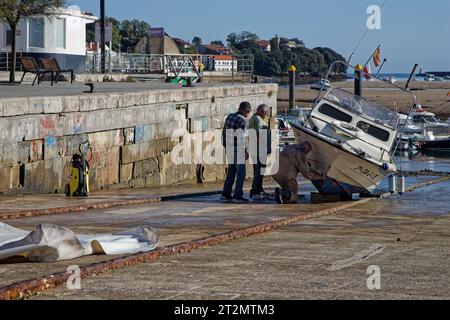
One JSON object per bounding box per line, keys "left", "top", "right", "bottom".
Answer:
{"left": 290, "top": 63, "right": 417, "bottom": 196}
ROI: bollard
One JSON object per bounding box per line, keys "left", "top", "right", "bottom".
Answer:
{"left": 288, "top": 65, "right": 296, "bottom": 110}
{"left": 354, "top": 64, "right": 363, "bottom": 97}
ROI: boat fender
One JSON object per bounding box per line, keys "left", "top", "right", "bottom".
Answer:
{"left": 382, "top": 163, "right": 396, "bottom": 172}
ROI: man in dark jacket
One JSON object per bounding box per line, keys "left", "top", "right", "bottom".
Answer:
{"left": 221, "top": 102, "right": 252, "bottom": 203}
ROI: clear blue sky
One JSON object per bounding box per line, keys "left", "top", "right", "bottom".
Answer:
{"left": 71, "top": 0, "right": 450, "bottom": 73}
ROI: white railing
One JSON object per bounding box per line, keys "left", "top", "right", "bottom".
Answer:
{"left": 0, "top": 52, "right": 23, "bottom": 71}
{"left": 85, "top": 52, "right": 254, "bottom": 80}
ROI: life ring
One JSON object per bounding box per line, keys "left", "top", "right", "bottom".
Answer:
{"left": 331, "top": 121, "right": 364, "bottom": 138}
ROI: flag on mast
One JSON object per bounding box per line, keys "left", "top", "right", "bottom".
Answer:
{"left": 373, "top": 47, "right": 381, "bottom": 67}
{"left": 363, "top": 64, "right": 372, "bottom": 80}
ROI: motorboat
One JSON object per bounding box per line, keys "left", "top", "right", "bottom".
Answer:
{"left": 382, "top": 76, "right": 397, "bottom": 84}
{"left": 425, "top": 74, "right": 435, "bottom": 82}
{"left": 283, "top": 107, "right": 312, "bottom": 126}
{"left": 290, "top": 62, "right": 417, "bottom": 196}
{"left": 311, "top": 79, "right": 331, "bottom": 91}
{"left": 414, "top": 136, "right": 450, "bottom": 151}
{"left": 275, "top": 117, "right": 295, "bottom": 142}
{"left": 291, "top": 87, "right": 402, "bottom": 195}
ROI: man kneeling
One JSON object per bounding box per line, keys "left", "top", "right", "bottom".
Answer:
{"left": 273, "top": 141, "right": 326, "bottom": 204}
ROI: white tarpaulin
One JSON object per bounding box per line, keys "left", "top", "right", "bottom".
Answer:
{"left": 0, "top": 223, "right": 158, "bottom": 263}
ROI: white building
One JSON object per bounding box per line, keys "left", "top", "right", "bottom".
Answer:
{"left": 0, "top": 6, "right": 97, "bottom": 73}
{"left": 203, "top": 55, "right": 238, "bottom": 72}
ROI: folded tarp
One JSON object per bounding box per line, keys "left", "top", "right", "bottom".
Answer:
{"left": 0, "top": 223, "right": 158, "bottom": 263}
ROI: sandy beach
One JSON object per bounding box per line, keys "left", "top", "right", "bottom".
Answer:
{"left": 278, "top": 80, "right": 450, "bottom": 118}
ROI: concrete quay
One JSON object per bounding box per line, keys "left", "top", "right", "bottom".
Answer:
{"left": 0, "top": 82, "right": 277, "bottom": 195}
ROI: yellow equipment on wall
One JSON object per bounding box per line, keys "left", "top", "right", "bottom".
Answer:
{"left": 65, "top": 141, "right": 91, "bottom": 197}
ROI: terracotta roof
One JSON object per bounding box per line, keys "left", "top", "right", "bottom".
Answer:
{"left": 202, "top": 44, "right": 229, "bottom": 51}
{"left": 212, "top": 55, "right": 233, "bottom": 61}
{"left": 256, "top": 40, "right": 270, "bottom": 47}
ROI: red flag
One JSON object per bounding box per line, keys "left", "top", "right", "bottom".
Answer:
{"left": 363, "top": 64, "right": 372, "bottom": 80}
{"left": 373, "top": 47, "right": 381, "bottom": 67}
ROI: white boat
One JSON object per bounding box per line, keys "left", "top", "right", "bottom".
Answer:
{"left": 290, "top": 62, "right": 418, "bottom": 196}
{"left": 382, "top": 76, "right": 397, "bottom": 84}
{"left": 283, "top": 107, "right": 312, "bottom": 126}
{"left": 425, "top": 74, "right": 435, "bottom": 82}
{"left": 311, "top": 79, "right": 330, "bottom": 91}
{"left": 400, "top": 105, "right": 450, "bottom": 137}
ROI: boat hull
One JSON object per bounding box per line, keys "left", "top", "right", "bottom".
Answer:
{"left": 416, "top": 138, "right": 450, "bottom": 151}
{"left": 292, "top": 125, "right": 395, "bottom": 195}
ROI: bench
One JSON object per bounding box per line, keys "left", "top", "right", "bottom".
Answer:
{"left": 19, "top": 57, "right": 54, "bottom": 86}
{"left": 39, "top": 58, "right": 75, "bottom": 84}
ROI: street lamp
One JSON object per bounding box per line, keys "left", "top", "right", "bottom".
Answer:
{"left": 100, "top": 0, "right": 106, "bottom": 73}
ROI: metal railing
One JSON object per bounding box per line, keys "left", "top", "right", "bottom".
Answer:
{"left": 85, "top": 52, "right": 255, "bottom": 83}
{"left": 0, "top": 51, "right": 23, "bottom": 71}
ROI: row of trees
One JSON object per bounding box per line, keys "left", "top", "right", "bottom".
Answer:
{"left": 228, "top": 31, "right": 347, "bottom": 76}
{"left": 86, "top": 18, "right": 150, "bottom": 53}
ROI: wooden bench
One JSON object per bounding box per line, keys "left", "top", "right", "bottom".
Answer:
{"left": 19, "top": 57, "right": 54, "bottom": 86}
{"left": 39, "top": 58, "right": 75, "bottom": 84}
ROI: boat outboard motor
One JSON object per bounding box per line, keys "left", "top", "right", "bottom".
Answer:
{"left": 65, "top": 141, "right": 91, "bottom": 197}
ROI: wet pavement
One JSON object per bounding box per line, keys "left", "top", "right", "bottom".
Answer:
{"left": 0, "top": 155, "right": 449, "bottom": 299}
{"left": 27, "top": 176, "right": 450, "bottom": 300}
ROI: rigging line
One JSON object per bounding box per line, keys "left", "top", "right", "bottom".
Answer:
{"left": 347, "top": 0, "right": 388, "bottom": 64}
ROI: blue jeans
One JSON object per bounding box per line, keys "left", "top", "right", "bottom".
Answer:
{"left": 223, "top": 163, "right": 246, "bottom": 198}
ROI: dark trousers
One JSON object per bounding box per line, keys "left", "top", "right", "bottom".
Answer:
{"left": 223, "top": 163, "right": 246, "bottom": 199}
{"left": 250, "top": 163, "right": 264, "bottom": 196}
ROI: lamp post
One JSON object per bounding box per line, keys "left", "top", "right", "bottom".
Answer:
{"left": 100, "top": 0, "right": 106, "bottom": 73}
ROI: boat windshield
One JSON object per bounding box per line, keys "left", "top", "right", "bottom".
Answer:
{"left": 323, "top": 88, "right": 400, "bottom": 129}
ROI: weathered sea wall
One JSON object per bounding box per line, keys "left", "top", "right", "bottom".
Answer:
{"left": 0, "top": 84, "right": 278, "bottom": 194}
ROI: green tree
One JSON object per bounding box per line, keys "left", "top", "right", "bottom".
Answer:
{"left": 226, "top": 32, "right": 238, "bottom": 47}
{"left": 270, "top": 37, "right": 279, "bottom": 51}
{"left": 120, "top": 19, "right": 150, "bottom": 52}
{"left": 210, "top": 40, "right": 224, "bottom": 46}
{"left": 0, "top": 0, "right": 65, "bottom": 82}
{"left": 192, "top": 36, "right": 202, "bottom": 47}
{"left": 238, "top": 31, "right": 258, "bottom": 42}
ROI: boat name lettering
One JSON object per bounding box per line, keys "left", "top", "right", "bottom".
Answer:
{"left": 354, "top": 166, "right": 379, "bottom": 180}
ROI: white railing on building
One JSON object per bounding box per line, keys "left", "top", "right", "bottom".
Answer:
{"left": 0, "top": 52, "right": 23, "bottom": 71}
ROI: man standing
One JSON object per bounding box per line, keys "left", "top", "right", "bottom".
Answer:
{"left": 221, "top": 102, "right": 252, "bottom": 203}
{"left": 248, "top": 104, "right": 271, "bottom": 199}
{"left": 272, "top": 141, "right": 326, "bottom": 204}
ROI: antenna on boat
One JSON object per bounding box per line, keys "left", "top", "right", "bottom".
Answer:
{"left": 347, "top": 0, "right": 388, "bottom": 65}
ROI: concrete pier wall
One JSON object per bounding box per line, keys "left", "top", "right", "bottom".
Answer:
{"left": 0, "top": 84, "right": 278, "bottom": 194}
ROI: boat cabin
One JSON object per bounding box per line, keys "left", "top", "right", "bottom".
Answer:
{"left": 305, "top": 88, "right": 399, "bottom": 164}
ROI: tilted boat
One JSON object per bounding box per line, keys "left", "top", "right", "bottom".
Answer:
{"left": 290, "top": 63, "right": 417, "bottom": 196}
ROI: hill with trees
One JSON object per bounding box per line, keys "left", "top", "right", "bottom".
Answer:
{"left": 228, "top": 31, "right": 347, "bottom": 77}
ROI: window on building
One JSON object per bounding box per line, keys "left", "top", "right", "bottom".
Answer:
{"left": 5, "top": 24, "right": 12, "bottom": 47}
{"left": 55, "top": 18, "right": 66, "bottom": 48}
{"left": 29, "top": 17, "right": 45, "bottom": 48}
{"left": 318, "top": 103, "right": 353, "bottom": 123}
